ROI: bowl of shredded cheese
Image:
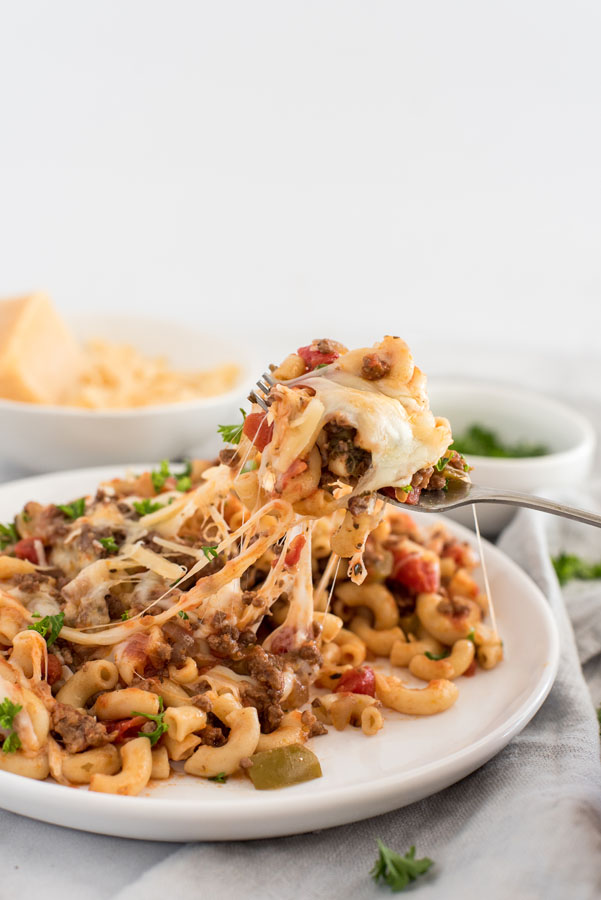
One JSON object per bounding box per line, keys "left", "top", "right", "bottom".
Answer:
{"left": 0, "top": 294, "right": 255, "bottom": 473}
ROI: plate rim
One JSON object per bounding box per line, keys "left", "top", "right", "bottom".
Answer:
{"left": 0, "top": 464, "right": 560, "bottom": 840}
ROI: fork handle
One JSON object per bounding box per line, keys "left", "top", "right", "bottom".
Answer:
{"left": 468, "top": 486, "right": 601, "bottom": 529}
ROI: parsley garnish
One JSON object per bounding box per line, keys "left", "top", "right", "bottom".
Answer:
{"left": 0, "top": 698, "right": 22, "bottom": 754}
{"left": 424, "top": 649, "right": 451, "bottom": 661}
{"left": 58, "top": 497, "right": 86, "bottom": 520}
{"left": 21, "top": 511, "right": 32, "bottom": 523}
{"left": 452, "top": 424, "right": 548, "bottom": 459}
{"left": 315, "top": 363, "right": 328, "bottom": 369}
{"left": 0, "top": 521, "right": 18, "bottom": 550}
{"left": 99, "top": 536, "right": 119, "bottom": 554}
{"left": 435, "top": 457, "right": 450, "bottom": 472}
{"left": 552, "top": 553, "right": 601, "bottom": 586}
{"left": 398, "top": 485, "right": 412, "bottom": 494}
{"left": 217, "top": 409, "right": 247, "bottom": 445}
{"left": 151, "top": 459, "right": 171, "bottom": 493}
{"left": 467, "top": 629, "right": 476, "bottom": 644}
{"left": 209, "top": 771, "right": 228, "bottom": 783}
{"left": 202, "top": 545, "right": 219, "bottom": 561}
{"left": 27, "top": 612, "right": 64, "bottom": 647}
{"left": 121, "top": 611, "right": 130, "bottom": 621}
{"left": 178, "top": 610, "right": 189, "bottom": 620}
{"left": 132, "top": 696, "right": 168, "bottom": 746}
{"left": 133, "top": 498, "right": 164, "bottom": 516}
{"left": 151, "top": 460, "right": 192, "bottom": 493}
{"left": 241, "top": 459, "right": 259, "bottom": 473}
{"left": 370, "top": 841, "right": 433, "bottom": 892}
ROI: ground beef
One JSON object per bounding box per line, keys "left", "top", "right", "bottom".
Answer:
{"left": 218, "top": 448, "right": 241, "bottom": 467}
{"left": 199, "top": 713, "right": 228, "bottom": 747}
{"left": 348, "top": 494, "right": 371, "bottom": 517}
{"left": 207, "top": 621, "right": 242, "bottom": 659}
{"left": 242, "top": 645, "right": 285, "bottom": 733}
{"left": 321, "top": 423, "right": 372, "bottom": 480}
{"left": 190, "top": 693, "right": 212, "bottom": 711}
{"left": 20, "top": 502, "right": 68, "bottom": 543}
{"left": 297, "top": 641, "right": 323, "bottom": 665}
{"left": 51, "top": 702, "right": 112, "bottom": 754}
{"left": 301, "top": 708, "right": 328, "bottom": 737}
{"left": 11, "top": 572, "right": 56, "bottom": 593}
{"left": 361, "top": 353, "right": 391, "bottom": 380}
{"left": 162, "top": 619, "right": 195, "bottom": 666}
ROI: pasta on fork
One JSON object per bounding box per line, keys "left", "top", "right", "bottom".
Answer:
{"left": 0, "top": 336, "right": 502, "bottom": 795}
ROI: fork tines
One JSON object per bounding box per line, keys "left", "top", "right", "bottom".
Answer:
{"left": 248, "top": 371, "right": 276, "bottom": 412}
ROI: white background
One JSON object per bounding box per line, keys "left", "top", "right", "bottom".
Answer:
{"left": 0, "top": 0, "right": 599, "bottom": 367}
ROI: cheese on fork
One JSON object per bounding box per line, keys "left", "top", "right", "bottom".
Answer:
{"left": 0, "top": 293, "right": 84, "bottom": 404}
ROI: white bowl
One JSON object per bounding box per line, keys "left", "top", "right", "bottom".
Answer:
{"left": 0, "top": 314, "right": 256, "bottom": 474}
{"left": 427, "top": 379, "right": 597, "bottom": 537}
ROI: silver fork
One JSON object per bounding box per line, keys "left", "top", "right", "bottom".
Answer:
{"left": 249, "top": 365, "right": 336, "bottom": 411}
{"left": 249, "top": 374, "right": 601, "bottom": 529}
{"left": 378, "top": 479, "right": 601, "bottom": 528}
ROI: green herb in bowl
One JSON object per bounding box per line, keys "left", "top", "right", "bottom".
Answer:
{"left": 452, "top": 424, "right": 549, "bottom": 459}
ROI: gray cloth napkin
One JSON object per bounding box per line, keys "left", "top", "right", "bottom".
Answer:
{"left": 2, "top": 492, "right": 601, "bottom": 900}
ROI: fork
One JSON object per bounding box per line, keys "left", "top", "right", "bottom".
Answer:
{"left": 248, "top": 373, "right": 601, "bottom": 529}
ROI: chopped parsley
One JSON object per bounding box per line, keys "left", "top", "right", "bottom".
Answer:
{"left": 121, "top": 611, "right": 130, "bottom": 621}
{"left": 208, "top": 771, "right": 228, "bottom": 783}
{"left": 435, "top": 456, "right": 451, "bottom": 472}
{"left": 177, "top": 610, "right": 189, "bottom": 620}
{"left": 132, "top": 696, "right": 168, "bottom": 746}
{"left": 151, "top": 460, "right": 193, "bottom": 493}
{"left": 58, "top": 497, "right": 87, "bottom": 520}
{"left": 370, "top": 841, "right": 433, "bottom": 892}
{"left": 241, "top": 459, "right": 259, "bottom": 473}
{"left": 217, "top": 409, "right": 247, "bottom": 445}
{"left": 99, "top": 536, "right": 119, "bottom": 554}
{"left": 151, "top": 459, "right": 171, "bottom": 493}
{"left": 0, "top": 521, "right": 18, "bottom": 550}
{"left": 0, "top": 698, "right": 22, "bottom": 754}
{"left": 133, "top": 498, "right": 164, "bottom": 516}
{"left": 398, "top": 485, "right": 412, "bottom": 494}
{"left": 467, "top": 629, "right": 476, "bottom": 644}
{"left": 202, "top": 545, "right": 219, "bottom": 561}
{"left": 452, "top": 424, "right": 548, "bottom": 459}
{"left": 27, "top": 612, "right": 64, "bottom": 647}
{"left": 552, "top": 553, "right": 601, "bottom": 586}
{"left": 424, "top": 649, "right": 451, "bottom": 661}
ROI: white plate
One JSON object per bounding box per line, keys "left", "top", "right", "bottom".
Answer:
{"left": 0, "top": 466, "right": 559, "bottom": 842}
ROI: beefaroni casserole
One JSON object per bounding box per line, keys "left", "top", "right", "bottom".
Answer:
{"left": 0, "top": 337, "right": 503, "bottom": 794}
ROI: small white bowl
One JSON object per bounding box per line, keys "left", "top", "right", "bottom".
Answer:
{"left": 427, "top": 379, "right": 597, "bottom": 537}
{"left": 0, "top": 314, "right": 256, "bottom": 474}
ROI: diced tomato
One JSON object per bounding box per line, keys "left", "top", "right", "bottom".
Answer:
{"left": 105, "top": 716, "right": 148, "bottom": 743}
{"left": 278, "top": 459, "right": 308, "bottom": 491}
{"left": 442, "top": 542, "right": 475, "bottom": 568}
{"left": 243, "top": 413, "right": 274, "bottom": 451}
{"left": 297, "top": 344, "right": 339, "bottom": 371}
{"left": 391, "top": 546, "right": 440, "bottom": 594}
{"left": 284, "top": 534, "right": 306, "bottom": 568}
{"left": 269, "top": 626, "right": 295, "bottom": 655}
{"left": 46, "top": 653, "right": 63, "bottom": 685}
{"left": 403, "top": 487, "right": 421, "bottom": 506}
{"left": 162, "top": 476, "right": 178, "bottom": 492}
{"left": 14, "top": 538, "right": 40, "bottom": 564}
{"left": 463, "top": 659, "right": 477, "bottom": 678}
{"left": 335, "top": 666, "right": 376, "bottom": 697}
